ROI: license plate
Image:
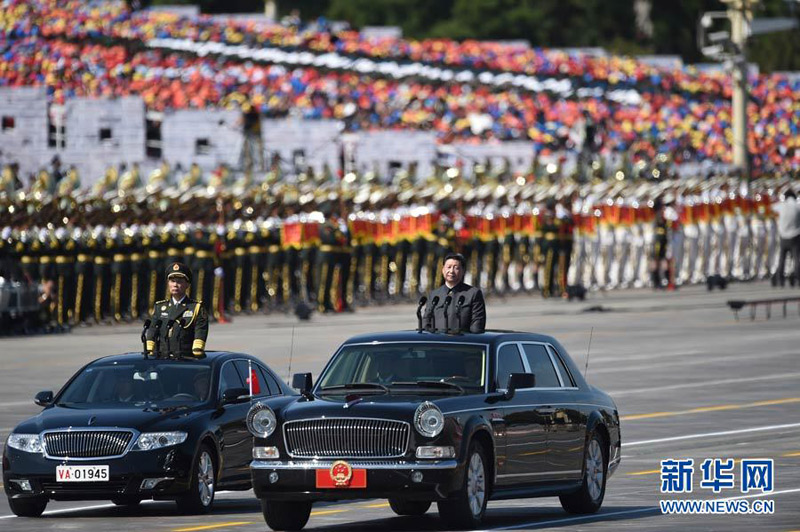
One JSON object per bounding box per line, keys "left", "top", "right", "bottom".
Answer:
{"left": 56, "top": 465, "right": 109, "bottom": 482}
{"left": 315, "top": 469, "right": 367, "bottom": 489}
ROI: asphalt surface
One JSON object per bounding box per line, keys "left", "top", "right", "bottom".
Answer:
{"left": 1, "top": 281, "right": 799, "bottom": 532}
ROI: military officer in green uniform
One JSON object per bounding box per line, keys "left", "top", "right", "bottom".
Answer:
{"left": 145, "top": 262, "right": 209, "bottom": 357}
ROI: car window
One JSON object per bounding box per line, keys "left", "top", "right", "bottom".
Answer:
{"left": 57, "top": 361, "right": 212, "bottom": 408}
{"left": 219, "top": 362, "right": 245, "bottom": 397}
{"left": 496, "top": 343, "right": 524, "bottom": 390}
{"left": 548, "top": 346, "right": 574, "bottom": 387}
{"left": 234, "top": 360, "right": 266, "bottom": 397}
{"left": 257, "top": 366, "right": 284, "bottom": 396}
{"left": 318, "top": 343, "right": 487, "bottom": 393}
{"left": 521, "top": 344, "right": 561, "bottom": 388}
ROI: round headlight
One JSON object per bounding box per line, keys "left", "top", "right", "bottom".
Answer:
{"left": 247, "top": 402, "right": 277, "bottom": 438}
{"left": 414, "top": 402, "right": 444, "bottom": 438}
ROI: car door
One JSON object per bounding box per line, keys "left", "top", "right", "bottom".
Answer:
{"left": 520, "top": 343, "right": 583, "bottom": 480}
{"left": 214, "top": 360, "right": 251, "bottom": 484}
{"left": 494, "top": 342, "right": 550, "bottom": 487}
{"left": 545, "top": 344, "right": 586, "bottom": 476}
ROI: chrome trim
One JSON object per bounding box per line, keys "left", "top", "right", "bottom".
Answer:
{"left": 251, "top": 459, "right": 458, "bottom": 470}
{"left": 444, "top": 403, "right": 610, "bottom": 415}
{"left": 41, "top": 427, "right": 138, "bottom": 461}
{"left": 546, "top": 344, "right": 577, "bottom": 387}
{"left": 282, "top": 417, "right": 411, "bottom": 459}
{"left": 315, "top": 340, "right": 492, "bottom": 395}
{"left": 496, "top": 469, "right": 581, "bottom": 479}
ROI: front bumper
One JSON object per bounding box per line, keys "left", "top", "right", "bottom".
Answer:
{"left": 251, "top": 459, "right": 463, "bottom": 501}
{"left": 3, "top": 444, "right": 195, "bottom": 501}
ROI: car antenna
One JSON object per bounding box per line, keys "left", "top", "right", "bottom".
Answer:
{"left": 286, "top": 326, "right": 296, "bottom": 382}
{"left": 584, "top": 327, "right": 594, "bottom": 378}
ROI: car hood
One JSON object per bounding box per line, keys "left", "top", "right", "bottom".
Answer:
{"left": 12, "top": 404, "right": 204, "bottom": 434}
{"left": 280, "top": 394, "right": 466, "bottom": 422}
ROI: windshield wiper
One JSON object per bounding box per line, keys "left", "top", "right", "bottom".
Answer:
{"left": 319, "top": 383, "right": 390, "bottom": 395}
{"left": 390, "top": 381, "right": 465, "bottom": 394}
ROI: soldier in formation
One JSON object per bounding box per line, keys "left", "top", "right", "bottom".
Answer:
{"left": 0, "top": 158, "right": 792, "bottom": 333}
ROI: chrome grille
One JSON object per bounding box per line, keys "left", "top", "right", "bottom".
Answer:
{"left": 284, "top": 418, "right": 409, "bottom": 458}
{"left": 43, "top": 430, "right": 134, "bottom": 459}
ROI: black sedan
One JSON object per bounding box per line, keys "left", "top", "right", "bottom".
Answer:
{"left": 248, "top": 330, "right": 621, "bottom": 531}
{"left": 3, "top": 351, "right": 294, "bottom": 517}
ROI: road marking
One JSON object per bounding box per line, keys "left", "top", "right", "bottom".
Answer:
{"left": 310, "top": 508, "right": 347, "bottom": 516}
{"left": 626, "top": 458, "right": 748, "bottom": 476}
{"left": 482, "top": 487, "right": 800, "bottom": 530}
{"left": 783, "top": 451, "right": 800, "bottom": 457}
{"left": 609, "top": 371, "right": 800, "bottom": 397}
{"left": 173, "top": 523, "right": 255, "bottom": 532}
{"left": 624, "top": 422, "right": 800, "bottom": 447}
{"left": 621, "top": 397, "right": 800, "bottom": 421}
{"left": 482, "top": 507, "right": 660, "bottom": 530}
{"left": 625, "top": 469, "right": 660, "bottom": 476}
{"left": 0, "top": 502, "right": 117, "bottom": 519}
{"left": 361, "top": 502, "right": 390, "bottom": 509}
{"left": 591, "top": 350, "right": 796, "bottom": 375}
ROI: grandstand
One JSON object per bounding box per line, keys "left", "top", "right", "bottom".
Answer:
{"left": 1, "top": 0, "right": 799, "bottom": 182}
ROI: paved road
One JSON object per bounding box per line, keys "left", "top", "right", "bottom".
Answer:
{"left": 1, "top": 282, "right": 799, "bottom": 531}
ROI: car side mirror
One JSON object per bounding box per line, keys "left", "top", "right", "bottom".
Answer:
{"left": 221, "top": 387, "right": 250, "bottom": 405}
{"left": 292, "top": 373, "right": 313, "bottom": 397}
{"left": 35, "top": 390, "right": 53, "bottom": 407}
{"left": 503, "top": 373, "right": 535, "bottom": 400}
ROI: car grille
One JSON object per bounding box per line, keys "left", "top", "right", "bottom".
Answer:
{"left": 41, "top": 479, "right": 129, "bottom": 494}
{"left": 284, "top": 418, "right": 409, "bottom": 458}
{"left": 43, "top": 430, "right": 134, "bottom": 459}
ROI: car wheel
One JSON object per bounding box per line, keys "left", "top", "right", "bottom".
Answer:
{"left": 437, "top": 440, "right": 488, "bottom": 529}
{"left": 388, "top": 498, "right": 431, "bottom": 516}
{"left": 111, "top": 497, "right": 141, "bottom": 507}
{"left": 177, "top": 444, "right": 216, "bottom": 514}
{"left": 261, "top": 499, "right": 312, "bottom": 531}
{"left": 559, "top": 430, "right": 607, "bottom": 514}
{"left": 8, "top": 497, "right": 48, "bottom": 517}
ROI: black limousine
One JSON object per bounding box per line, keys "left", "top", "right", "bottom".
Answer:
{"left": 248, "top": 330, "right": 621, "bottom": 530}
{"left": 3, "top": 351, "right": 294, "bottom": 517}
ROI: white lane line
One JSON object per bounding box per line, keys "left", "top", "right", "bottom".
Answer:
{"left": 608, "top": 371, "right": 800, "bottom": 397}
{"left": 624, "top": 422, "right": 800, "bottom": 447}
{"left": 591, "top": 350, "right": 796, "bottom": 375}
{"left": 0, "top": 502, "right": 118, "bottom": 519}
{"left": 482, "top": 487, "right": 800, "bottom": 530}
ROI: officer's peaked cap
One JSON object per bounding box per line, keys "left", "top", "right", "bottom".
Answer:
{"left": 166, "top": 262, "right": 193, "bottom": 284}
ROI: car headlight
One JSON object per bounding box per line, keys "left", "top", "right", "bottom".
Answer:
{"left": 247, "top": 402, "right": 277, "bottom": 438}
{"left": 7, "top": 433, "right": 43, "bottom": 453}
{"left": 135, "top": 432, "right": 188, "bottom": 451}
{"left": 414, "top": 402, "right": 444, "bottom": 438}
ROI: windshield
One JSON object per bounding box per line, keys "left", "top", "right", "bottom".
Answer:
{"left": 317, "top": 343, "right": 487, "bottom": 394}
{"left": 57, "top": 360, "right": 212, "bottom": 409}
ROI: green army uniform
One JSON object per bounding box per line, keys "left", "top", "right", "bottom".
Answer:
{"left": 145, "top": 263, "right": 209, "bottom": 357}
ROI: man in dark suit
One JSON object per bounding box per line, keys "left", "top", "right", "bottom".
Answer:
{"left": 423, "top": 252, "right": 486, "bottom": 333}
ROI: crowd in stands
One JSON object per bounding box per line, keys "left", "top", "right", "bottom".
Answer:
{"left": 1, "top": 0, "right": 800, "bottom": 176}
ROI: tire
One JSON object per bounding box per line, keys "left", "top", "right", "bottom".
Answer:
{"left": 8, "top": 497, "right": 48, "bottom": 517}
{"left": 111, "top": 497, "right": 141, "bottom": 507}
{"left": 388, "top": 498, "right": 431, "bottom": 516}
{"left": 437, "top": 441, "right": 488, "bottom": 529}
{"left": 176, "top": 444, "right": 216, "bottom": 514}
{"left": 559, "top": 430, "right": 608, "bottom": 514}
{"left": 261, "top": 499, "right": 312, "bottom": 531}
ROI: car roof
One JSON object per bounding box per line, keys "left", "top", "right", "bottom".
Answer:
{"left": 90, "top": 351, "right": 253, "bottom": 365}
{"left": 341, "top": 330, "right": 559, "bottom": 347}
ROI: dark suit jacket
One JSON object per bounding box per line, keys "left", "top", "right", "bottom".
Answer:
{"left": 423, "top": 282, "right": 486, "bottom": 333}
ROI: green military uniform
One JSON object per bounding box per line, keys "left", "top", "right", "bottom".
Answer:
{"left": 145, "top": 263, "right": 209, "bottom": 357}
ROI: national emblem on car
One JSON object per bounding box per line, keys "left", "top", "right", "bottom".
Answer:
{"left": 329, "top": 460, "right": 353, "bottom": 487}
